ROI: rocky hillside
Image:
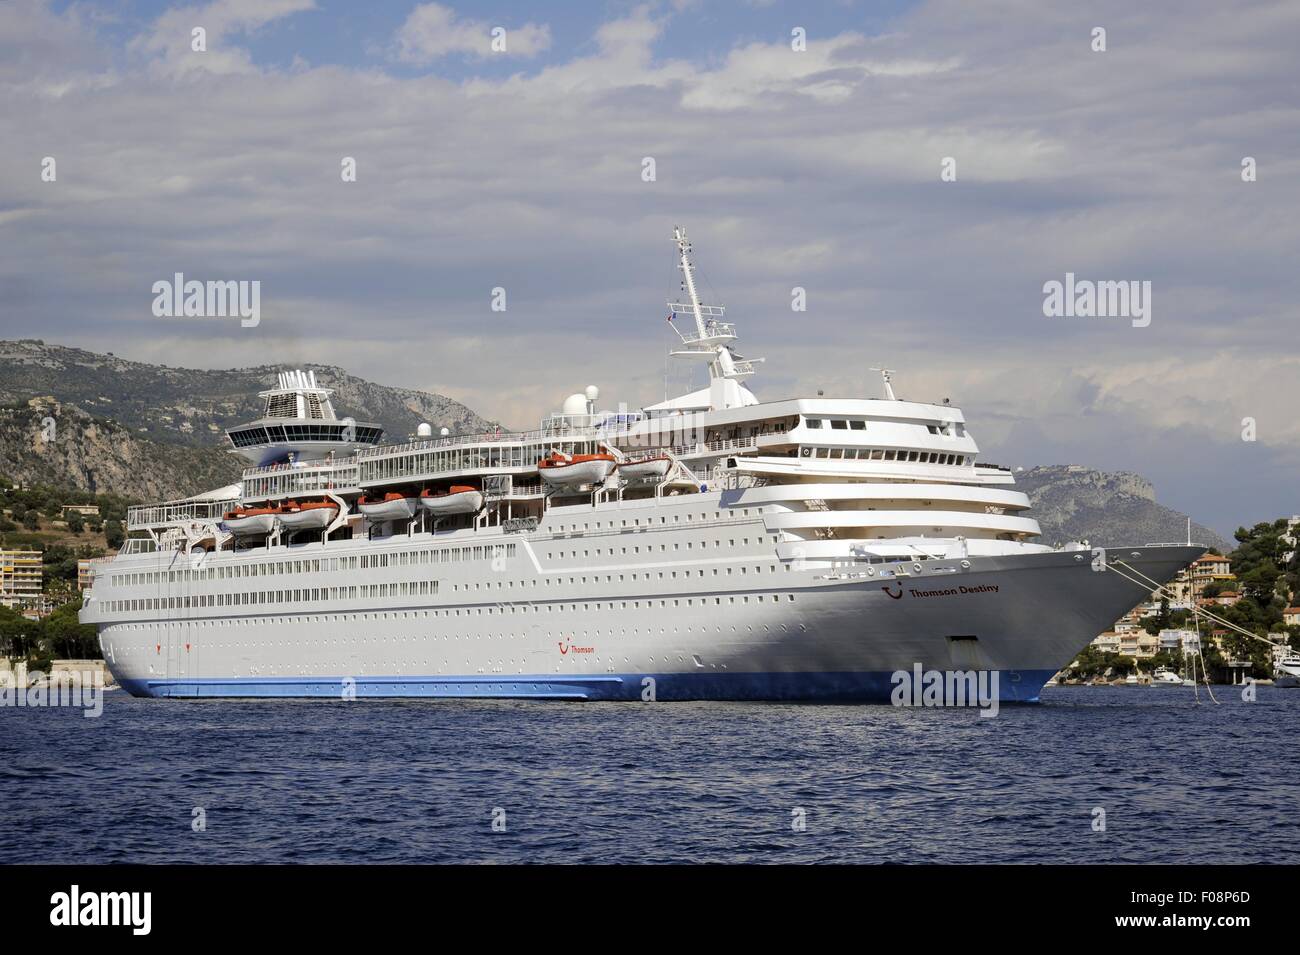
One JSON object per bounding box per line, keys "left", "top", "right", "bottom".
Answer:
{"left": 0, "top": 339, "right": 498, "bottom": 502}
{"left": 1014, "top": 465, "right": 1229, "bottom": 552}
{"left": 0, "top": 398, "right": 242, "bottom": 500}
{"left": 0, "top": 339, "right": 495, "bottom": 450}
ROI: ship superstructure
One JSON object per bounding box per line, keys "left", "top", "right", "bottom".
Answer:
{"left": 80, "top": 229, "right": 1203, "bottom": 701}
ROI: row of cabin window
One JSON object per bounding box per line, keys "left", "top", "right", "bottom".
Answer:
{"left": 101, "top": 580, "right": 440, "bottom": 612}
{"left": 550, "top": 509, "right": 755, "bottom": 533}
{"left": 111, "top": 544, "right": 517, "bottom": 586}
{"left": 800, "top": 447, "right": 968, "bottom": 465}
{"left": 449, "top": 563, "right": 787, "bottom": 592}
{"left": 547, "top": 536, "right": 773, "bottom": 559}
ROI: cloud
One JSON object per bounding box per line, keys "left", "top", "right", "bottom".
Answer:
{"left": 1, "top": 0, "right": 1298, "bottom": 537}
{"left": 394, "top": 3, "right": 551, "bottom": 63}
{"left": 129, "top": 0, "right": 316, "bottom": 76}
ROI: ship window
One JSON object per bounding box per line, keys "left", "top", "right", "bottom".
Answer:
{"left": 805, "top": 418, "right": 822, "bottom": 428}
{"left": 849, "top": 420, "right": 866, "bottom": 430}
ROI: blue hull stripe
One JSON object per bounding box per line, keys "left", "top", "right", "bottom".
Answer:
{"left": 118, "top": 669, "right": 1055, "bottom": 703}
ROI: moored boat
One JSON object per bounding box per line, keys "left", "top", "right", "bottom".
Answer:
{"left": 1151, "top": 665, "right": 1183, "bottom": 686}
{"left": 420, "top": 485, "right": 483, "bottom": 516}
{"left": 1274, "top": 653, "right": 1300, "bottom": 688}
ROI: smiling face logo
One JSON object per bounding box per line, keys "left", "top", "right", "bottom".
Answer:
{"left": 558, "top": 641, "right": 570, "bottom": 655}
{"left": 881, "top": 582, "right": 904, "bottom": 600}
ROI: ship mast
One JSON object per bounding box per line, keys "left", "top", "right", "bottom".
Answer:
{"left": 667, "top": 226, "right": 762, "bottom": 385}
{"left": 676, "top": 226, "right": 709, "bottom": 343}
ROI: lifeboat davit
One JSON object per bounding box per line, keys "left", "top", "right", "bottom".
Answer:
{"left": 538, "top": 452, "right": 616, "bottom": 488}
{"left": 223, "top": 506, "right": 278, "bottom": 536}
{"left": 357, "top": 492, "right": 419, "bottom": 522}
{"left": 618, "top": 455, "right": 672, "bottom": 482}
{"left": 278, "top": 499, "right": 340, "bottom": 531}
{"left": 420, "top": 485, "right": 484, "bottom": 516}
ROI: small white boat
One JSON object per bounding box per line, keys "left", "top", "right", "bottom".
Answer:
{"left": 1151, "top": 666, "right": 1183, "bottom": 686}
{"left": 278, "top": 500, "right": 340, "bottom": 531}
{"left": 619, "top": 455, "right": 672, "bottom": 481}
{"left": 538, "top": 452, "right": 616, "bottom": 488}
{"left": 1274, "top": 654, "right": 1300, "bottom": 688}
{"left": 1124, "top": 673, "right": 1139, "bottom": 686}
{"left": 421, "top": 486, "right": 483, "bottom": 516}
{"left": 223, "top": 507, "right": 278, "bottom": 536}
{"left": 357, "top": 493, "right": 418, "bottom": 522}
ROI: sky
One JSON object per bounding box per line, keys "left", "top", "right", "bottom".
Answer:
{"left": 2, "top": 0, "right": 1297, "bottom": 539}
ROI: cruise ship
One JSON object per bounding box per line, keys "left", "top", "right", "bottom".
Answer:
{"left": 80, "top": 228, "right": 1203, "bottom": 702}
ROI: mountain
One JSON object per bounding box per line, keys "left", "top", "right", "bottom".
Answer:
{"left": 0, "top": 398, "right": 241, "bottom": 501}
{"left": 0, "top": 339, "right": 497, "bottom": 501}
{"left": 0, "top": 339, "right": 495, "bottom": 449}
{"left": 1013, "top": 465, "right": 1229, "bottom": 553}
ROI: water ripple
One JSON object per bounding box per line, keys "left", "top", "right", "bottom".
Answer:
{"left": 0, "top": 685, "right": 1295, "bottom": 863}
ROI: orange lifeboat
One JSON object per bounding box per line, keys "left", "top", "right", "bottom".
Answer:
{"left": 277, "top": 498, "right": 340, "bottom": 531}
{"left": 618, "top": 455, "right": 672, "bottom": 481}
{"left": 537, "top": 452, "right": 616, "bottom": 488}
{"left": 420, "top": 485, "right": 484, "bottom": 516}
{"left": 357, "top": 492, "right": 419, "bottom": 522}
{"left": 222, "top": 505, "right": 278, "bottom": 536}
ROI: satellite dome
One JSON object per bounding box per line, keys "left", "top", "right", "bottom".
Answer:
{"left": 562, "top": 393, "right": 588, "bottom": 416}
{"left": 584, "top": 385, "right": 599, "bottom": 402}
{"left": 416, "top": 422, "right": 433, "bottom": 437}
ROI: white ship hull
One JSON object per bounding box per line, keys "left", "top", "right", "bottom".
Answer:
{"left": 82, "top": 493, "right": 1201, "bottom": 702}
{"left": 83, "top": 230, "right": 1207, "bottom": 705}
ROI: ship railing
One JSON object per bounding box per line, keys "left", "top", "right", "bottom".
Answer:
{"left": 241, "top": 463, "right": 361, "bottom": 500}
{"left": 663, "top": 436, "right": 759, "bottom": 457}
{"left": 114, "top": 538, "right": 159, "bottom": 556}
{"left": 677, "top": 321, "right": 737, "bottom": 344}
{"left": 357, "top": 423, "right": 599, "bottom": 461}
{"left": 241, "top": 459, "right": 361, "bottom": 479}
{"left": 127, "top": 500, "right": 237, "bottom": 530}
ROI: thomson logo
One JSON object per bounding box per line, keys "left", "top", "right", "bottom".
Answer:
{"left": 1042, "top": 272, "right": 1151, "bottom": 327}
{"left": 151, "top": 272, "right": 260, "bottom": 327}
{"left": 49, "top": 885, "right": 151, "bottom": 936}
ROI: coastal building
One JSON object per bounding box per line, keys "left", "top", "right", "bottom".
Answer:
{"left": 1159, "top": 628, "right": 1200, "bottom": 653}
{"left": 1283, "top": 607, "right": 1300, "bottom": 628}
{"left": 77, "top": 559, "right": 94, "bottom": 592}
{"left": 1282, "top": 516, "right": 1299, "bottom": 563}
{"left": 1198, "top": 590, "right": 1241, "bottom": 608}
{"left": 20, "top": 595, "right": 54, "bottom": 621}
{"left": 0, "top": 549, "right": 42, "bottom": 610}
{"left": 1187, "top": 554, "right": 1234, "bottom": 600}
{"left": 61, "top": 505, "right": 100, "bottom": 518}
{"left": 1092, "top": 631, "right": 1121, "bottom": 654}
